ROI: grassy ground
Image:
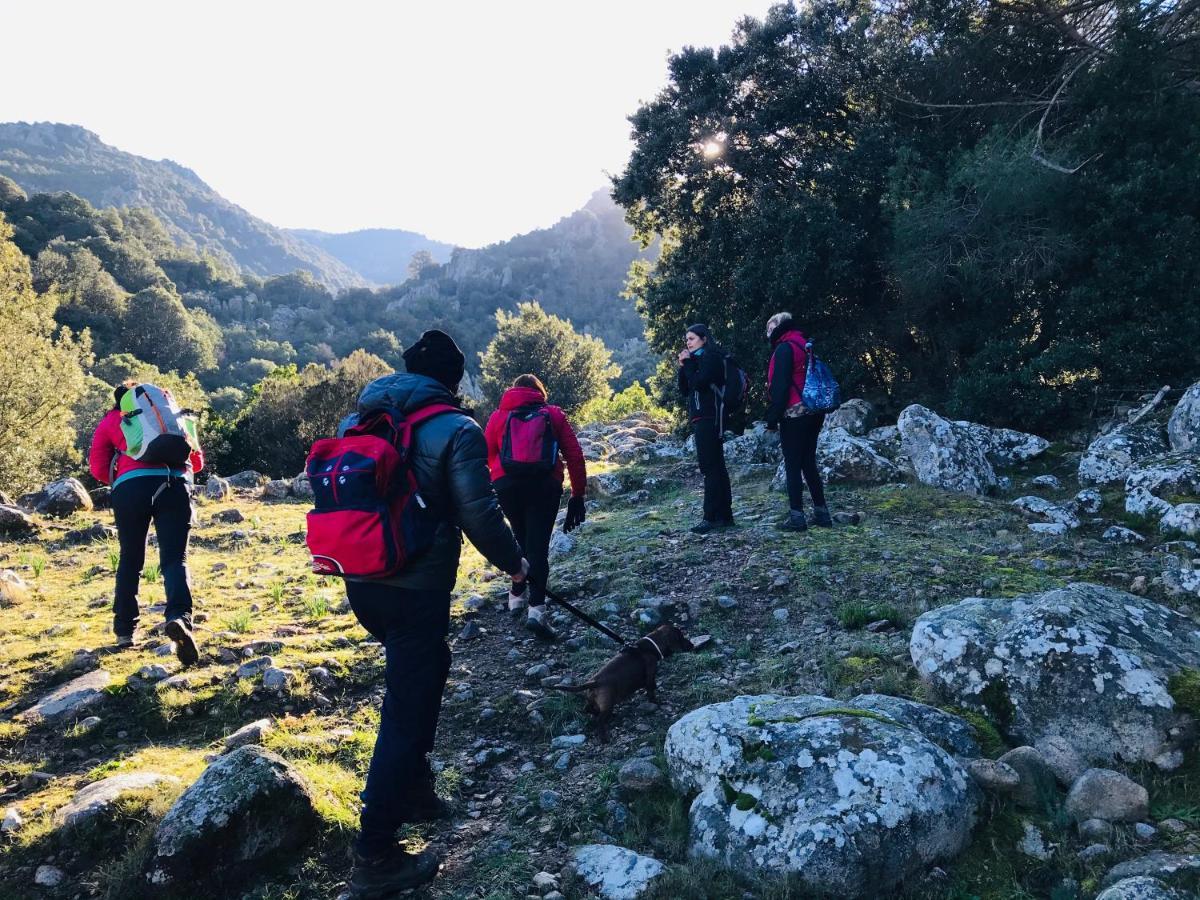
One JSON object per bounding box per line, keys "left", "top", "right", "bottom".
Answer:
{"left": 0, "top": 442, "right": 1197, "bottom": 899}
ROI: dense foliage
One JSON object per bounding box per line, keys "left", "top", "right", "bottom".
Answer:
{"left": 479, "top": 302, "right": 620, "bottom": 416}
{"left": 614, "top": 0, "right": 1200, "bottom": 431}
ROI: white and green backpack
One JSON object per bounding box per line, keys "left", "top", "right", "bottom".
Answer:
{"left": 119, "top": 384, "right": 200, "bottom": 467}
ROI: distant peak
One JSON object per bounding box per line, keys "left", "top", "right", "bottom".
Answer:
{"left": 0, "top": 122, "right": 103, "bottom": 146}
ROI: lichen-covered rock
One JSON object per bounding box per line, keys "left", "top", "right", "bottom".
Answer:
{"left": 898, "top": 405, "right": 997, "bottom": 495}
{"left": 826, "top": 399, "right": 876, "bottom": 436}
{"left": 1168, "top": 381, "right": 1200, "bottom": 452}
{"left": 1079, "top": 426, "right": 1169, "bottom": 486}
{"left": 1097, "top": 876, "right": 1191, "bottom": 900}
{"left": 227, "top": 470, "right": 268, "bottom": 489}
{"left": 910, "top": 583, "right": 1200, "bottom": 768}
{"left": 1103, "top": 526, "right": 1146, "bottom": 544}
{"left": 18, "top": 669, "right": 111, "bottom": 724}
{"left": 815, "top": 427, "right": 902, "bottom": 484}
{"left": 290, "top": 473, "right": 313, "bottom": 501}
{"left": 1101, "top": 852, "right": 1200, "bottom": 892}
{"left": 587, "top": 472, "right": 626, "bottom": 498}
{"left": 665, "top": 694, "right": 978, "bottom": 896}
{"left": 723, "top": 423, "right": 781, "bottom": 466}
{"left": 223, "top": 718, "right": 273, "bottom": 752}
{"left": 146, "top": 746, "right": 317, "bottom": 885}
{"left": 1126, "top": 487, "right": 1174, "bottom": 520}
{"left": 956, "top": 422, "right": 1050, "bottom": 466}
{"left": 549, "top": 530, "right": 576, "bottom": 558}
{"left": 263, "top": 479, "right": 291, "bottom": 500}
{"left": 35, "top": 478, "right": 93, "bottom": 517}
{"left": 1125, "top": 454, "right": 1200, "bottom": 499}
{"left": 1161, "top": 503, "right": 1200, "bottom": 537}
{"left": 571, "top": 844, "right": 665, "bottom": 899}
{"left": 0, "top": 503, "right": 37, "bottom": 535}
{"left": 203, "top": 477, "right": 231, "bottom": 500}
{"left": 1011, "top": 496, "right": 1081, "bottom": 529}
{"left": 997, "top": 746, "right": 1058, "bottom": 808}
{"left": 1076, "top": 489, "right": 1104, "bottom": 514}
{"left": 54, "top": 772, "right": 181, "bottom": 828}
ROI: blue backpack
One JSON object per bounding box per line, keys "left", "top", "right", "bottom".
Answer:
{"left": 801, "top": 341, "right": 841, "bottom": 414}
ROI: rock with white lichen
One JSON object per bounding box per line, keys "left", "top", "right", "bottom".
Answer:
{"left": 910, "top": 583, "right": 1200, "bottom": 769}
{"left": 664, "top": 694, "right": 979, "bottom": 897}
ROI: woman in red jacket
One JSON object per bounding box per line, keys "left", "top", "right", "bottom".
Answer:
{"left": 484, "top": 374, "right": 587, "bottom": 641}
{"left": 88, "top": 381, "right": 204, "bottom": 664}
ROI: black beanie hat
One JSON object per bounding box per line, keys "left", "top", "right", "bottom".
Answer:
{"left": 686, "top": 323, "right": 711, "bottom": 341}
{"left": 402, "top": 329, "right": 466, "bottom": 390}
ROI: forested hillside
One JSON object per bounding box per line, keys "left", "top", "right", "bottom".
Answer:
{"left": 0, "top": 123, "right": 365, "bottom": 291}
{"left": 615, "top": 0, "right": 1200, "bottom": 433}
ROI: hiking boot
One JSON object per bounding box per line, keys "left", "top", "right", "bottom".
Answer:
{"left": 164, "top": 618, "right": 199, "bottom": 667}
{"left": 810, "top": 505, "right": 834, "bottom": 528}
{"left": 525, "top": 605, "right": 558, "bottom": 642}
{"left": 776, "top": 511, "right": 808, "bottom": 532}
{"left": 507, "top": 591, "right": 528, "bottom": 613}
{"left": 349, "top": 845, "right": 439, "bottom": 898}
{"left": 689, "top": 520, "right": 717, "bottom": 535}
{"left": 115, "top": 633, "right": 135, "bottom": 650}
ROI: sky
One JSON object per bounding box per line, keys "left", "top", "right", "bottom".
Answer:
{"left": 2, "top": 1, "right": 776, "bottom": 248}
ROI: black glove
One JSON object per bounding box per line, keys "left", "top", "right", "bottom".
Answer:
{"left": 564, "top": 496, "right": 586, "bottom": 532}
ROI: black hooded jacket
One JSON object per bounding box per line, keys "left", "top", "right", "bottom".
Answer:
{"left": 677, "top": 346, "right": 726, "bottom": 421}
{"left": 338, "top": 373, "right": 524, "bottom": 591}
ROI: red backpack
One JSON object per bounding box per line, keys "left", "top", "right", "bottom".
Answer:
{"left": 500, "top": 405, "right": 558, "bottom": 476}
{"left": 304, "top": 403, "right": 457, "bottom": 577}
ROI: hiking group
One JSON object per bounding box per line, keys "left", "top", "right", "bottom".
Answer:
{"left": 86, "top": 312, "right": 839, "bottom": 898}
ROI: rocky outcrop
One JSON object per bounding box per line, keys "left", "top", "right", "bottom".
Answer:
{"left": 910, "top": 583, "right": 1200, "bottom": 769}
{"left": 816, "top": 428, "right": 902, "bottom": 484}
{"left": 1168, "top": 381, "right": 1200, "bottom": 452}
{"left": 1011, "top": 496, "right": 1081, "bottom": 530}
{"left": 0, "top": 504, "right": 37, "bottom": 536}
{"left": 955, "top": 422, "right": 1050, "bottom": 466}
{"left": 203, "top": 477, "right": 231, "bottom": 500}
{"left": 665, "top": 694, "right": 978, "bottom": 897}
{"left": 826, "top": 399, "right": 875, "bottom": 436}
{"left": 898, "top": 405, "right": 997, "bottom": 495}
{"left": 1079, "top": 425, "right": 1169, "bottom": 486}
{"left": 25, "top": 478, "right": 93, "bottom": 517}
{"left": 146, "top": 746, "right": 317, "bottom": 885}
{"left": 571, "top": 844, "right": 665, "bottom": 899}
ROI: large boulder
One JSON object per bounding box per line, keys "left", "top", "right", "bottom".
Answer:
{"left": 1101, "top": 852, "right": 1200, "bottom": 892}
{"left": 1079, "top": 425, "right": 1169, "bottom": 486}
{"left": 54, "top": 772, "right": 181, "bottom": 828}
{"left": 203, "top": 477, "right": 231, "bottom": 500}
{"left": 665, "top": 694, "right": 978, "bottom": 897}
{"left": 262, "top": 479, "right": 291, "bottom": 500}
{"left": 1168, "top": 381, "right": 1200, "bottom": 452}
{"left": 897, "top": 405, "right": 997, "bottom": 495}
{"left": 18, "top": 669, "right": 111, "bottom": 724}
{"left": 955, "top": 422, "right": 1050, "bottom": 466}
{"left": 0, "top": 504, "right": 38, "bottom": 536}
{"left": 226, "top": 470, "right": 268, "bottom": 490}
{"left": 1097, "top": 877, "right": 1193, "bottom": 900}
{"left": 571, "top": 844, "right": 665, "bottom": 899}
{"left": 290, "top": 473, "right": 313, "bottom": 501}
{"left": 910, "top": 583, "right": 1200, "bottom": 769}
{"left": 146, "top": 746, "right": 317, "bottom": 885}
{"left": 815, "top": 427, "right": 902, "bottom": 484}
{"left": 1011, "top": 496, "right": 1081, "bottom": 529}
{"left": 34, "top": 478, "right": 93, "bottom": 517}
{"left": 826, "top": 399, "right": 876, "bottom": 436}
{"left": 722, "top": 423, "right": 781, "bottom": 465}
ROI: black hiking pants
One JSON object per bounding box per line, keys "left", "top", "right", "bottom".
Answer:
{"left": 346, "top": 581, "right": 451, "bottom": 857}
{"left": 693, "top": 417, "right": 733, "bottom": 523}
{"left": 495, "top": 475, "right": 562, "bottom": 607}
{"left": 780, "top": 413, "right": 826, "bottom": 512}
{"left": 111, "top": 475, "right": 194, "bottom": 637}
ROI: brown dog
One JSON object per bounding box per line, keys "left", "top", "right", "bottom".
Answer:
{"left": 554, "top": 622, "right": 694, "bottom": 741}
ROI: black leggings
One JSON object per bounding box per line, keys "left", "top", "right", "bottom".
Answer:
{"left": 111, "top": 475, "right": 194, "bottom": 637}
{"left": 495, "top": 475, "right": 562, "bottom": 606}
{"left": 780, "top": 414, "right": 826, "bottom": 511}
{"left": 693, "top": 417, "right": 733, "bottom": 523}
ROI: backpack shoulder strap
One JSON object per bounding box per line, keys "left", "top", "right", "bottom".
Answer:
{"left": 406, "top": 402, "right": 462, "bottom": 428}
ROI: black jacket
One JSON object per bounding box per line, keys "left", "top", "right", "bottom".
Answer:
{"left": 765, "top": 340, "right": 797, "bottom": 427}
{"left": 339, "top": 373, "right": 524, "bottom": 591}
{"left": 677, "top": 348, "right": 726, "bottom": 421}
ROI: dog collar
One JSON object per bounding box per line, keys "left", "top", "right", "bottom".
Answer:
{"left": 640, "top": 636, "right": 665, "bottom": 661}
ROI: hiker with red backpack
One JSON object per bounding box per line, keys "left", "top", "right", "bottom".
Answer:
{"left": 305, "top": 330, "right": 528, "bottom": 897}
{"left": 677, "top": 323, "right": 735, "bottom": 534}
{"left": 765, "top": 312, "right": 835, "bottom": 531}
{"left": 88, "top": 381, "right": 204, "bottom": 665}
{"left": 484, "top": 374, "right": 588, "bottom": 642}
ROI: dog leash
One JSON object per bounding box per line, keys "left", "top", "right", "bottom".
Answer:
{"left": 533, "top": 580, "right": 631, "bottom": 647}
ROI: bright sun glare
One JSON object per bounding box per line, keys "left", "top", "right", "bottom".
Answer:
{"left": 703, "top": 140, "right": 724, "bottom": 158}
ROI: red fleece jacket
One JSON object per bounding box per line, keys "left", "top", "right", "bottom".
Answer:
{"left": 88, "top": 409, "right": 204, "bottom": 485}
{"left": 484, "top": 387, "right": 587, "bottom": 496}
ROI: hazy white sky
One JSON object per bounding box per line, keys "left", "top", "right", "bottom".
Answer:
{"left": 2, "top": 1, "right": 775, "bottom": 247}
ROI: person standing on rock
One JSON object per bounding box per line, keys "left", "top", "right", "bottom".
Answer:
{"left": 764, "top": 312, "right": 832, "bottom": 531}
{"left": 678, "top": 323, "right": 734, "bottom": 533}
{"left": 340, "top": 330, "right": 529, "bottom": 897}
{"left": 484, "top": 374, "right": 587, "bottom": 642}
{"left": 88, "top": 381, "right": 203, "bottom": 664}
